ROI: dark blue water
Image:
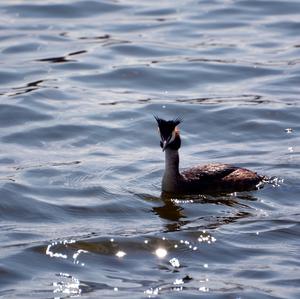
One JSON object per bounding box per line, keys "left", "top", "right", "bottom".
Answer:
{"left": 0, "top": 1, "right": 299, "bottom": 298}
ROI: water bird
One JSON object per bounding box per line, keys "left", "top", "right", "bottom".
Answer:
{"left": 155, "top": 116, "right": 265, "bottom": 194}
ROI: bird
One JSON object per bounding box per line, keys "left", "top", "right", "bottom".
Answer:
{"left": 155, "top": 116, "right": 265, "bottom": 194}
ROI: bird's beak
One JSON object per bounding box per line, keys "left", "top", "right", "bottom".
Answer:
{"left": 162, "top": 140, "right": 169, "bottom": 152}
{"left": 161, "top": 131, "right": 176, "bottom": 151}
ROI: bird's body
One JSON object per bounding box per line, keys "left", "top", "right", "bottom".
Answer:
{"left": 155, "top": 117, "right": 264, "bottom": 194}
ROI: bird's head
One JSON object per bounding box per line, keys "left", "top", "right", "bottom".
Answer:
{"left": 154, "top": 116, "right": 182, "bottom": 151}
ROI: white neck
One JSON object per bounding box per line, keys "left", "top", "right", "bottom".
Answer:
{"left": 162, "top": 148, "right": 180, "bottom": 192}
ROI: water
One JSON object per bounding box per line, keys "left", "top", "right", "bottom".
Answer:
{"left": 0, "top": 0, "right": 299, "bottom": 298}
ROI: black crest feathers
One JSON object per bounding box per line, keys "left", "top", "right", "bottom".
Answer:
{"left": 154, "top": 116, "right": 182, "bottom": 129}
{"left": 154, "top": 116, "right": 182, "bottom": 139}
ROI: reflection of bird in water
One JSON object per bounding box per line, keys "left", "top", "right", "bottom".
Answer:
{"left": 151, "top": 193, "right": 256, "bottom": 232}
{"left": 152, "top": 200, "right": 187, "bottom": 232}
{"left": 155, "top": 116, "right": 265, "bottom": 194}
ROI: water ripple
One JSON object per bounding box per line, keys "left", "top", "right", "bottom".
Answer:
{"left": 0, "top": 0, "right": 299, "bottom": 298}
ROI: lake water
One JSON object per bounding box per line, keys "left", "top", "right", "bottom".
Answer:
{"left": 0, "top": 0, "right": 299, "bottom": 298}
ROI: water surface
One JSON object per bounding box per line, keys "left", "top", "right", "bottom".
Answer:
{"left": 0, "top": 0, "right": 299, "bottom": 298}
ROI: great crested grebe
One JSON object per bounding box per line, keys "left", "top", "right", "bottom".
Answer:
{"left": 155, "top": 116, "right": 264, "bottom": 194}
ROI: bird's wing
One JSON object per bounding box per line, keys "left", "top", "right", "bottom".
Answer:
{"left": 181, "top": 163, "right": 238, "bottom": 181}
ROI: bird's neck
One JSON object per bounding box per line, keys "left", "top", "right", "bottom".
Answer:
{"left": 162, "top": 148, "right": 181, "bottom": 192}
{"left": 164, "top": 148, "right": 180, "bottom": 174}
